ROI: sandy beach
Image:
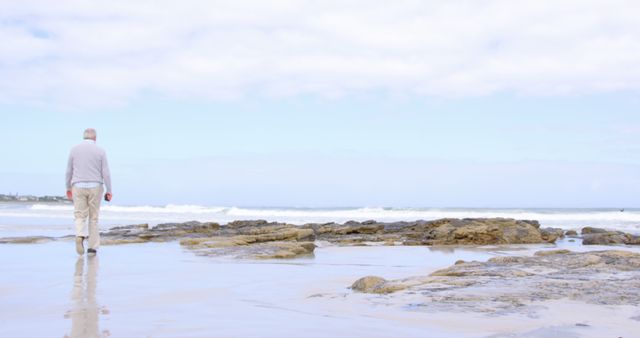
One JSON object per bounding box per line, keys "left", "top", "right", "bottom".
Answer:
{"left": 1, "top": 232, "right": 639, "bottom": 338}
{"left": 4, "top": 1, "right": 640, "bottom": 336}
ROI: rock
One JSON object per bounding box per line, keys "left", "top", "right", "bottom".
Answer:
{"left": 413, "top": 218, "right": 552, "bottom": 245}
{"left": 565, "top": 230, "right": 578, "bottom": 236}
{"left": 179, "top": 225, "right": 316, "bottom": 259}
{"left": 487, "top": 256, "right": 527, "bottom": 264}
{"left": 351, "top": 276, "right": 387, "bottom": 293}
{"left": 313, "top": 222, "right": 385, "bottom": 236}
{"left": 186, "top": 240, "right": 316, "bottom": 259}
{"left": 582, "top": 232, "right": 626, "bottom": 245}
{"left": 0, "top": 217, "right": 564, "bottom": 258}
{"left": 108, "top": 223, "right": 149, "bottom": 231}
{"left": 312, "top": 218, "right": 555, "bottom": 246}
{"left": 0, "top": 220, "right": 316, "bottom": 259}
{"left": 579, "top": 227, "right": 640, "bottom": 245}
{"left": 98, "top": 224, "right": 151, "bottom": 244}
{"left": 221, "top": 224, "right": 314, "bottom": 241}
{"left": 179, "top": 223, "right": 316, "bottom": 259}
{"left": 534, "top": 249, "right": 572, "bottom": 256}
{"left": 540, "top": 227, "right": 564, "bottom": 242}
{"left": 258, "top": 241, "right": 316, "bottom": 259}
{"left": 351, "top": 275, "right": 435, "bottom": 294}
{"left": 101, "top": 238, "right": 149, "bottom": 245}
{"left": 581, "top": 228, "right": 640, "bottom": 245}
{"left": 584, "top": 233, "right": 639, "bottom": 245}
{"left": 581, "top": 227, "right": 608, "bottom": 234}
{"left": 0, "top": 236, "right": 56, "bottom": 244}
{"left": 226, "top": 220, "right": 269, "bottom": 228}
{"left": 350, "top": 250, "right": 640, "bottom": 315}
{"left": 153, "top": 221, "right": 219, "bottom": 233}
{"left": 100, "top": 221, "right": 220, "bottom": 243}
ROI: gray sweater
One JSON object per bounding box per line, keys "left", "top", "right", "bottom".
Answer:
{"left": 65, "top": 140, "right": 112, "bottom": 193}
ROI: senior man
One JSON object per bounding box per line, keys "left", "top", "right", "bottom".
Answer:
{"left": 65, "top": 128, "right": 112, "bottom": 255}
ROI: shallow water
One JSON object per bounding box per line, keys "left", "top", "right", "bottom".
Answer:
{"left": 1, "top": 239, "right": 639, "bottom": 337}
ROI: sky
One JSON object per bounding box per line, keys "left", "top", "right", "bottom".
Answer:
{"left": 1, "top": 0, "right": 639, "bottom": 207}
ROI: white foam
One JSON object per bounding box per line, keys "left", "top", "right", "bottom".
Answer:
{"left": 30, "top": 203, "right": 228, "bottom": 214}
{"left": 2, "top": 204, "right": 637, "bottom": 234}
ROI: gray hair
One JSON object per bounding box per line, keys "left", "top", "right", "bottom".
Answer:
{"left": 83, "top": 128, "right": 97, "bottom": 140}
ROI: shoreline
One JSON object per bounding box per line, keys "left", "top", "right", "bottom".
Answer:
{"left": 3, "top": 203, "right": 640, "bottom": 232}
{"left": 1, "top": 239, "right": 639, "bottom": 337}
{"left": 1, "top": 218, "right": 639, "bottom": 337}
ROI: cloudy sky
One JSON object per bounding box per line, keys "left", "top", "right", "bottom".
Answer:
{"left": 2, "top": 0, "right": 639, "bottom": 207}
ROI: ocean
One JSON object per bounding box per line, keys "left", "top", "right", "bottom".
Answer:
{"left": 1, "top": 203, "right": 638, "bottom": 237}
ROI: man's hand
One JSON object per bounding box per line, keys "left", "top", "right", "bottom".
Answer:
{"left": 104, "top": 193, "right": 112, "bottom": 202}
{"left": 66, "top": 190, "right": 73, "bottom": 200}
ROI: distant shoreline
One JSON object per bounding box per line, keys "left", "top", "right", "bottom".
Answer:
{"left": 0, "top": 194, "right": 69, "bottom": 203}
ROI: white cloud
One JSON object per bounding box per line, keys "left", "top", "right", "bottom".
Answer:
{"left": 1, "top": 0, "right": 639, "bottom": 108}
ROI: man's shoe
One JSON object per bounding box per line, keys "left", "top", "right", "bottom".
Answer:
{"left": 75, "top": 237, "right": 85, "bottom": 255}
{"left": 87, "top": 248, "right": 97, "bottom": 255}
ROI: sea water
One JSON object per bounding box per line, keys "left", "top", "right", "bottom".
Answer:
{"left": 1, "top": 203, "right": 638, "bottom": 237}
{"left": 2, "top": 203, "right": 640, "bottom": 337}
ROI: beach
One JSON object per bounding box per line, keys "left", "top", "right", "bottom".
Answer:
{"left": 1, "top": 204, "right": 640, "bottom": 337}
{"left": 4, "top": 1, "right": 639, "bottom": 336}
{"left": 1, "top": 240, "right": 639, "bottom": 337}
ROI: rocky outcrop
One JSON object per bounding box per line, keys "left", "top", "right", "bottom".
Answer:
{"left": 98, "top": 217, "right": 558, "bottom": 250}
{"left": 407, "top": 218, "right": 560, "bottom": 245}
{"left": 180, "top": 223, "right": 315, "bottom": 259}
{"left": 0, "top": 236, "right": 57, "bottom": 244}
{"left": 101, "top": 221, "right": 220, "bottom": 244}
{"left": 100, "top": 220, "right": 315, "bottom": 259}
{"left": 581, "top": 227, "right": 640, "bottom": 245}
{"left": 311, "top": 218, "right": 558, "bottom": 246}
{"left": 0, "top": 218, "right": 560, "bottom": 258}
{"left": 351, "top": 250, "right": 640, "bottom": 313}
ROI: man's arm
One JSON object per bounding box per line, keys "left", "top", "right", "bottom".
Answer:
{"left": 65, "top": 151, "right": 73, "bottom": 198}
{"left": 102, "top": 150, "right": 112, "bottom": 194}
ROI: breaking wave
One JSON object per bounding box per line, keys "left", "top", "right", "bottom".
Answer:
{"left": 9, "top": 204, "right": 638, "bottom": 232}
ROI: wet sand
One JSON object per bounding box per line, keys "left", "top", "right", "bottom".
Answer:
{"left": 1, "top": 240, "right": 639, "bottom": 337}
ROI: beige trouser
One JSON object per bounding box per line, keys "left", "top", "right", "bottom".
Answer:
{"left": 72, "top": 186, "right": 103, "bottom": 250}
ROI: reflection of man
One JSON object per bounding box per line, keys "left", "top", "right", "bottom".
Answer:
{"left": 65, "top": 255, "right": 109, "bottom": 338}
{"left": 65, "top": 128, "right": 112, "bottom": 255}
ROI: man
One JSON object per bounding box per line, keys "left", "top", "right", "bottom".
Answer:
{"left": 65, "top": 128, "right": 112, "bottom": 255}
